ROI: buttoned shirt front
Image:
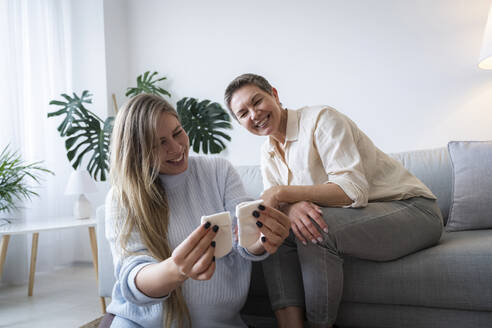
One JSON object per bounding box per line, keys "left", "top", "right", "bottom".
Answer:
{"left": 260, "top": 105, "right": 436, "bottom": 208}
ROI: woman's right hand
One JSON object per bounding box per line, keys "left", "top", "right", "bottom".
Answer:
{"left": 286, "top": 201, "right": 328, "bottom": 245}
{"left": 170, "top": 221, "right": 218, "bottom": 281}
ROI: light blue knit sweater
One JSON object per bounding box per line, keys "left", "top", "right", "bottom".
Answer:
{"left": 105, "top": 157, "right": 268, "bottom": 328}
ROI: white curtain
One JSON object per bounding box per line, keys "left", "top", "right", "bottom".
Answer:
{"left": 0, "top": 0, "right": 91, "bottom": 285}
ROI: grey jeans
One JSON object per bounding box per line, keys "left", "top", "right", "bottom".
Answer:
{"left": 262, "top": 197, "right": 443, "bottom": 327}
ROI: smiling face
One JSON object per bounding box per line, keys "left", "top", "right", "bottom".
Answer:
{"left": 229, "top": 84, "right": 285, "bottom": 138}
{"left": 156, "top": 113, "right": 190, "bottom": 175}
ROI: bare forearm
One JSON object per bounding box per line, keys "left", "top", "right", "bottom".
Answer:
{"left": 134, "top": 257, "right": 186, "bottom": 298}
{"left": 277, "top": 183, "right": 352, "bottom": 207}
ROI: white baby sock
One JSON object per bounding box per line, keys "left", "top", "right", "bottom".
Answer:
{"left": 236, "top": 199, "right": 264, "bottom": 248}
{"left": 200, "top": 211, "right": 232, "bottom": 259}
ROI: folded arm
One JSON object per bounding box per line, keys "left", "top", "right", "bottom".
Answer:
{"left": 262, "top": 183, "right": 353, "bottom": 209}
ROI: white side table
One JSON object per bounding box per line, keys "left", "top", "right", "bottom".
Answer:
{"left": 0, "top": 217, "right": 105, "bottom": 312}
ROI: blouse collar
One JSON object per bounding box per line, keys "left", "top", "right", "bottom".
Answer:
{"left": 266, "top": 109, "right": 299, "bottom": 153}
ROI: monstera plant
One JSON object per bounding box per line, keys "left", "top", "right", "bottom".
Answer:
{"left": 48, "top": 91, "right": 114, "bottom": 181}
{"left": 48, "top": 71, "right": 232, "bottom": 181}
{"left": 48, "top": 72, "right": 171, "bottom": 181}
{"left": 125, "top": 71, "right": 171, "bottom": 98}
{"left": 177, "top": 98, "right": 232, "bottom": 154}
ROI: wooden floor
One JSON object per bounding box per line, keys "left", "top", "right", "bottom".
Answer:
{"left": 0, "top": 262, "right": 102, "bottom": 328}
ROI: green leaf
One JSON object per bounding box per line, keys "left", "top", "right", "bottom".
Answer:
{"left": 49, "top": 100, "right": 66, "bottom": 106}
{"left": 47, "top": 91, "right": 113, "bottom": 181}
{"left": 177, "top": 97, "right": 232, "bottom": 154}
{"left": 212, "top": 130, "right": 232, "bottom": 141}
{"left": 214, "top": 122, "right": 233, "bottom": 129}
{"left": 0, "top": 144, "right": 53, "bottom": 213}
{"left": 193, "top": 133, "right": 202, "bottom": 153}
{"left": 126, "top": 71, "right": 171, "bottom": 98}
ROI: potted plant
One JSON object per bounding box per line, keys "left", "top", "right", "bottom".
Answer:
{"left": 0, "top": 145, "right": 53, "bottom": 216}
{"left": 177, "top": 97, "right": 231, "bottom": 154}
{"left": 47, "top": 91, "right": 114, "bottom": 181}
{"left": 48, "top": 71, "right": 232, "bottom": 181}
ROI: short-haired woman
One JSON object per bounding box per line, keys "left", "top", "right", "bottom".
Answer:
{"left": 224, "top": 74, "right": 443, "bottom": 328}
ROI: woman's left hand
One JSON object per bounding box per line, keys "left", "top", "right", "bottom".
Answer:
{"left": 248, "top": 204, "right": 290, "bottom": 254}
{"left": 286, "top": 201, "right": 327, "bottom": 245}
{"left": 261, "top": 186, "right": 282, "bottom": 209}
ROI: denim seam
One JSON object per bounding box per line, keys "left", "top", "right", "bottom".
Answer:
{"left": 330, "top": 200, "right": 417, "bottom": 234}
{"left": 408, "top": 200, "right": 443, "bottom": 224}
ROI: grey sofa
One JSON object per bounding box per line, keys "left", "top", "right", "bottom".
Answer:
{"left": 96, "top": 147, "right": 492, "bottom": 328}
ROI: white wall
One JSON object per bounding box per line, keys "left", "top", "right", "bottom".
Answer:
{"left": 37, "top": 0, "right": 109, "bottom": 267}
{"left": 103, "top": 0, "right": 130, "bottom": 115}
{"left": 115, "top": 0, "right": 492, "bottom": 166}
{"left": 71, "top": 0, "right": 107, "bottom": 116}
{"left": 27, "top": 0, "right": 488, "bottom": 272}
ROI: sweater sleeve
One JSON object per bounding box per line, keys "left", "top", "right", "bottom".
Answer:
{"left": 314, "top": 109, "right": 369, "bottom": 207}
{"left": 105, "top": 189, "right": 169, "bottom": 305}
{"left": 217, "top": 159, "right": 269, "bottom": 262}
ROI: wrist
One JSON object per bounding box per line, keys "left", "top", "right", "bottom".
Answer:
{"left": 135, "top": 260, "right": 185, "bottom": 298}
{"left": 275, "top": 185, "right": 287, "bottom": 203}
{"left": 164, "top": 257, "right": 188, "bottom": 283}
{"left": 246, "top": 239, "right": 266, "bottom": 255}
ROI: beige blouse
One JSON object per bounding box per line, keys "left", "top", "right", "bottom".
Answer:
{"left": 260, "top": 105, "right": 436, "bottom": 208}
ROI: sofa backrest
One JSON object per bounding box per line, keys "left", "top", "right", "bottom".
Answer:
{"left": 389, "top": 147, "right": 452, "bottom": 223}
{"left": 236, "top": 146, "right": 453, "bottom": 225}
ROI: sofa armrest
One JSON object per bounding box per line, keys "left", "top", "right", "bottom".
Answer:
{"left": 96, "top": 205, "right": 116, "bottom": 298}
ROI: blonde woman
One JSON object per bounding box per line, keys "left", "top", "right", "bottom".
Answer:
{"left": 102, "top": 94, "right": 290, "bottom": 328}
{"left": 224, "top": 74, "right": 443, "bottom": 328}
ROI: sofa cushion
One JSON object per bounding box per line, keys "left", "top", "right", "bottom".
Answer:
{"left": 337, "top": 302, "right": 492, "bottom": 328}
{"left": 96, "top": 205, "right": 116, "bottom": 297}
{"left": 389, "top": 147, "right": 452, "bottom": 225}
{"left": 446, "top": 141, "right": 492, "bottom": 231}
{"left": 341, "top": 230, "right": 492, "bottom": 312}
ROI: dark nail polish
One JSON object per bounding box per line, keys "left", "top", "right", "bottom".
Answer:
{"left": 261, "top": 236, "right": 267, "bottom": 243}
{"left": 204, "top": 222, "right": 211, "bottom": 229}
{"left": 211, "top": 241, "right": 216, "bottom": 247}
{"left": 256, "top": 221, "right": 263, "bottom": 228}
{"left": 252, "top": 210, "right": 260, "bottom": 218}
{"left": 212, "top": 256, "right": 216, "bottom": 262}
{"left": 213, "top": 225, "right": 219, "bottom": 232}
{"left": 258, "top": 204, "right": 266, "bottom": 211}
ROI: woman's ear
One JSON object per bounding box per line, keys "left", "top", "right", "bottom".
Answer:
{"left": 271, "top": 87, "right": 282, "bottom": 106}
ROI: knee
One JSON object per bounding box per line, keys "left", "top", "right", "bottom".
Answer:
{"left": 424, "top": 218, "right": 443, "bottom": 248}
{"left": 311, "top": 230, "right": 341, "bottom": 257}
{"left": 418, "top": 207, "right": 444, "bottom": 248}
{"left": 292, "top": 230, "right": 340, "bottom": 256}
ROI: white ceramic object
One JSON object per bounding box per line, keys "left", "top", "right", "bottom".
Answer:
{"left": 236, "top": 199, "right": 264, "bottom": 248}
{"left": 73, "top": 194, "right": 92, "bottom": 219}
{"left": 200, "top": 211, "right": 232, "bottom": 259}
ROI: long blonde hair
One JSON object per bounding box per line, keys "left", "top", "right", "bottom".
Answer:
{"left": 110, "top": 93, "right": 190, "bottom": 327}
